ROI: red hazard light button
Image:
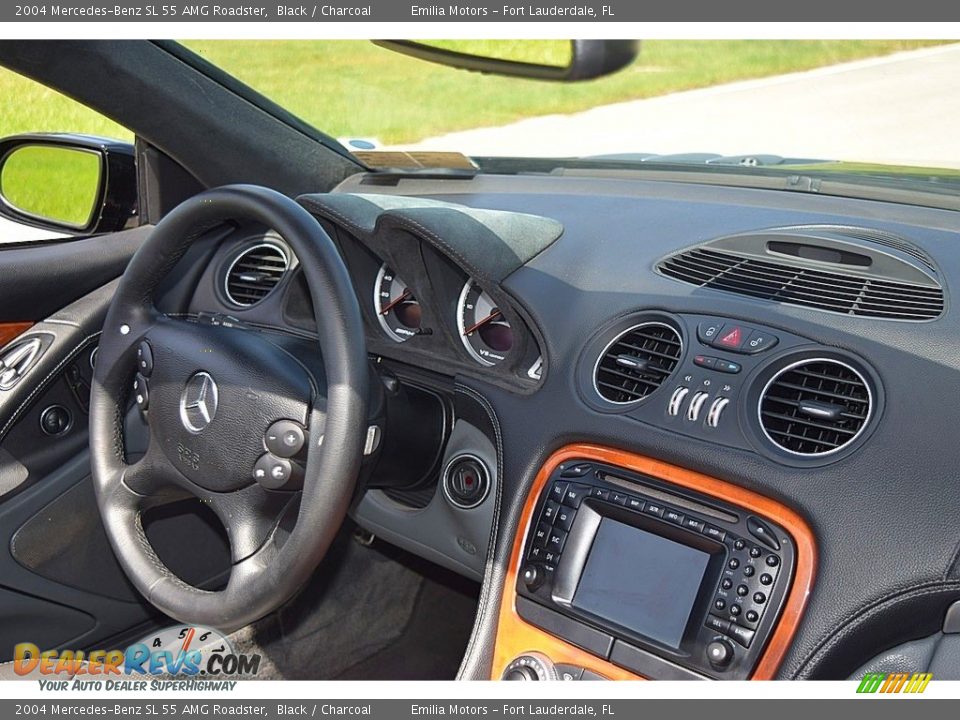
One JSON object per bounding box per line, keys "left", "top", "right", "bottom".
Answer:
{"left": 715, "top": 325, "right": 746, "bottom": 350}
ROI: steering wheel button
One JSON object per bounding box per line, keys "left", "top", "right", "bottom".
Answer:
{"left": 137, "top": 341, "right": 154, "bottom": 377}
{"left": 254, "top": 454, "right": 297, "bottom": 490}
{"left": 265, "top": 420, "right": 305, "bottom": 458}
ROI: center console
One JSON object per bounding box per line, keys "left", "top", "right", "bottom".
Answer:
{"left": 491, "top": 445, "right": 816, "bottom": 681}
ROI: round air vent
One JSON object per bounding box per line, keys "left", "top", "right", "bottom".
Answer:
{"left": 223, "top": 242, "right": 290, "bottom": 307}
{"left": 759, "top": 358, "right": 872, "bottom": 456}
{"left": 593, "top": 322, "right": 683, "bottom": 404}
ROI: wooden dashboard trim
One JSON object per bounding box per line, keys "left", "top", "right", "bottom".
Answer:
{"left": 0, "top": 322, "right": 32, "bottom": 348}
{"left": 490, "top": 443, "right": 817, "bottom": 681}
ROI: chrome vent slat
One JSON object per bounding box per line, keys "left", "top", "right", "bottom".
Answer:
{"left": 225, "top": 243, "right": 289, "bottom": 307}
{"left": 659, "top": 248, "right": 943, "bottom": 320}
{"left": 594, "top": 323, "right": 683, "bottom": 404}
{"left": 759, "top": 359, "right": 872, "bottom": 457}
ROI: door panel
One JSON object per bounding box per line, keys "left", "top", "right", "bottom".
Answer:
{"left": 0, "top": 227, "right": 149, "bottom": 324}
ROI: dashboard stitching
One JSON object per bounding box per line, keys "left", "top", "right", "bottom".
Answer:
{"left": 453, "top": 383, "right": 504, "bottom": 681}
{"left": 384, "top": 215, "right": 479, "bottom": 278}
{"left": 792, "top": 579, "right": 960, "bottom": 678}
{"left": 0, "top": 331, "right": 100, "bottom": 443}
{"left": 298, "top": 198, "right": 371, "bottom": 237}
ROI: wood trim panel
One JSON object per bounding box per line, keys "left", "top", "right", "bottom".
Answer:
{"left": 0, "top": 322, "right": 32, "bottom": 348}
{"left": 490, "top": 443, "right": 817, "bottom": 681}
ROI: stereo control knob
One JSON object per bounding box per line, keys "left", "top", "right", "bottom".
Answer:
{"left": 501, "top": 653, "right": 558, "bottom": 681}
{"left": 706, "top": 639, "right": 734, "bottom": 669}
{"left": 504, "top": 666, "right": 539, "bottom": 681}
{"left": 521, "top": 563, "right": 544, "bottom": 591}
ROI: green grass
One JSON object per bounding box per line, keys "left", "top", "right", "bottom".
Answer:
{"left": 181, "top": 40, "right": 947, "bottom": 144}
{"left": 0, "top": 41, "right": 946, "bottom": 148}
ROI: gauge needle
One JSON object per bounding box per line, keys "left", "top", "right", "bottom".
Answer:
{"left": 380, "top": 289, "right": 412, "bottom": 315}
{"left": 464, "top": 309, "right": 501, "bottom": 336}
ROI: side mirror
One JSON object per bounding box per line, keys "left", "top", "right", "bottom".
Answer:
{"left": 0, "top": 133, "right": 137, "bottom": 236}
{"left": 373, "top": 40, "right": 638, "bottom": 82}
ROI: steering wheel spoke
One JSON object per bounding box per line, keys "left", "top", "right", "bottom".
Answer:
{"left": 198, "top": 484, "right": 299, "bottom": 564}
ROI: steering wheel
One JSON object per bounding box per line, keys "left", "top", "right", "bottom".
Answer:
{"left": 89, "top": 185, "right": 368, "bottom": 631}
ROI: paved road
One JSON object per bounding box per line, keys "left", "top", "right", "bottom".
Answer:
{"left": 4, "top": 43, "right": 959, "bottom": 246}
{"left": 399, "top": 43, "right": 960, "bottom": 170}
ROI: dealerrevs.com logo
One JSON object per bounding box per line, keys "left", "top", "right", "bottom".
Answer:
{"left": 12, "top": 625, "right": 261, "bottom": 691}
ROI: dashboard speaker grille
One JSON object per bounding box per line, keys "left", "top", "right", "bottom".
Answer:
{"left": 224, "top": 243, "right": 289, "bottom": 307}
{"left": 658, "top": 248, "right": 943, "bottom": 320}
{"left": 759, "top": 359, "right": 871, "bottom": 456}
{"left": 594, "top": 323, "right": 683, "bottom": 404}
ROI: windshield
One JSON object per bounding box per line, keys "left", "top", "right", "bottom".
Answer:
{"left": 181, "top": 40, "right": 960, "bottom": 188}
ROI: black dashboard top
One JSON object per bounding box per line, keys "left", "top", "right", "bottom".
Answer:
{"left": 182, "top": 170, "right": 960, "bottom": 679}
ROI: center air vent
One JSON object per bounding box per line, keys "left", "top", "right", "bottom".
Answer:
{"left": 224, "top": 242, "right": 290, "bottom": 307}
{"left": 759, "top": 359, "right": 872, "bottom": 456}
{"left": 594, "top": 323, "right": 683, "bottom": 404}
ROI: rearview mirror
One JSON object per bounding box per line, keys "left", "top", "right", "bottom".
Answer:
{"left": 0, "top": 133, "right": 137, "bottom": 236}
{"left": 373, "top": 40, "right": 638, "bottom": 82}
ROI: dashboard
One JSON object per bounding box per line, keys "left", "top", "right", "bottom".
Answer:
{"left": 173, "top": 170, "right": 960, "bottom": 681}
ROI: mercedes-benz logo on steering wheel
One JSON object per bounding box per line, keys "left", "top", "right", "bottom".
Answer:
{"left": 180, "top": 371, "right": 219, "bottom": 434}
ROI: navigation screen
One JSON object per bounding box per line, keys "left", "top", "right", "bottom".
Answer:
{"left": 572, "top": 519, "right": 710, "bottom": 649}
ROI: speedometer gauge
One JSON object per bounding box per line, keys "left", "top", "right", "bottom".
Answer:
{"left": 458, "top": 279, "right": 514, "bottom": 366}
{"left": 375, "top": 263, "right": 421, "bottom": 342}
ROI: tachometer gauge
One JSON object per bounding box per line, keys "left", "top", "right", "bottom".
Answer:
{"left": 375, "top": 264, "right": 422, "bottom": 342}
{"left": 458, "top": 279, "right": 514, "bottom": 366}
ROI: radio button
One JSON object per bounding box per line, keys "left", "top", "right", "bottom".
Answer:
{"left": 547, "top": 528, "right": 568, "bottom": 553}
{"left": 562, "top": 484, "right": 589, "bottom": 508}
{"left": 702, "top": 524, "right": 726, "bottom": 542}
{"left": 610, "top": 491, "right": 630, "bottom": 506}
{"left": 743, "top": 565, "right": 755, "bottom": 578}
{"left": 529, "top": 546, "right": 544, "bottom": 561}
{"left": 682, "top": 516, "right": 704, "bottom": 533}
{"left": 736, "top": 584, "right": 749, "bottom": 597}
{"left": 760, "top": 573, "right": 774, "bottom": 586}
{"left": 726, "top": 623, "right": 755, "bottom": 648}
{"left": 766, "top": 555, "right": 780, "bottom": 567}
{"left": 555, "top": 507, "right": 576, "bottom": 532}
{"left": 543, "top": 550, "right": 559, "bottom": 566}
{"left": 721, "top": 578, "right": 733, "bottom": 590}
{"left": 560, "top": 463, "right": 594, "bottom": 478}
{"left": 542, "top": 500, "right": 560, "bottom": 522}
{"left": 747, "top": 516, "right": 782, "bottom": 550}
{"left": 590, "top": 487, "right": 610, "bottom": 501}
{"left": 744, "top": 610, "right": 760, "bottom": 623}
{"left": 714, "top": 598, "right": 727, "bottom": 612}
{"left": 753, "top": 592, "right": 766, "bottom": 604}
{"left": 705, "top": 614, "right": 730, "bottom": 634}
{"left": 549, "top": 482, "right": 568, "bottom": 504}
{"left": 643, "top": 502, "right": 665, "bottom": 518}
{"left": 728, "top": 558, "right": 740, "bottom": 570}
{"left": 626, "top": 497, "right": 645, "bottom": 512}
{"left": 664, "top": 509, "right": 685, "bottom": 525}
{"left": 730, "top": 604, "right": 742, "bottom": 617}
{"left": 534, "top": 522, "right": 551, "bottom": 548}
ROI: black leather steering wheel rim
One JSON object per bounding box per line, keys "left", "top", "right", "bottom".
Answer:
{"left": 89, "top": 185, "right": 367, "bottom": 631}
